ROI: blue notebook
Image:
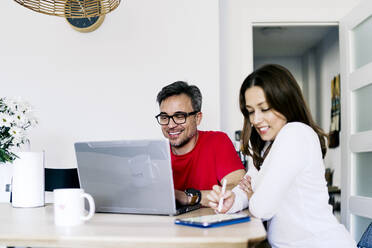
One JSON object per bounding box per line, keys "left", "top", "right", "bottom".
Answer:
{"left": 174, "top": 213, "right": 250, "bottom": 228}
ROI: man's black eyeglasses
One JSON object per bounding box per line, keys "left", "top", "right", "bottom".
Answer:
{"left": 155, "top": 111, "right": 199, "bottom": 125}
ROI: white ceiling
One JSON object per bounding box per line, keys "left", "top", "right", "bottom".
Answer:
{"left": 253, "top": 26, "right": 337, "bottom": 57}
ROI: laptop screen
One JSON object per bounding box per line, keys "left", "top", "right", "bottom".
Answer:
{"left": 75, "top": 139, "right": 179, "bottom": 215}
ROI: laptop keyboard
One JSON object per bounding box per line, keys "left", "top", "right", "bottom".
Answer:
{"left": 176, "top": 203, "right": 201, "bottom": 215}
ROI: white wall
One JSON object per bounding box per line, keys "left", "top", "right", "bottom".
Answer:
{"left": 302, "top": 28, "right": 341, "bottom": 186}
{"left": 0, "top": 0, "right": 220, "bottom": 168}
{"left": 219, "top": 0, "right": 361, "bottom": 140}
{"left": 302, "top": 28, "right": 341, "bottom": 187}
{"left": 314, "top": 29, "right": 342, "bottom": 187}
{"left": 239, "top": 0, "right": 361, "bottom": 22}
{"left": 219, "top": 0, "right": 253, "bottom": 140}
{"left": 0, "top": 0, "right": 362, "bottom": 168}
{"left": 302, "top": 49, "right": 318, "bottom": 122}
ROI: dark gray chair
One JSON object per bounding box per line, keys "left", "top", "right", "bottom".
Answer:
{"left": 44, "top": 168, "right": 80, "bottom": 206}
{"left": 358, "top": 222, "right": 372, "bottom": 248}
{"left": 44, "top": 168, "right": 80, "bottom": 191}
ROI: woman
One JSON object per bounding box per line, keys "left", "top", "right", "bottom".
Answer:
{"left": 207, "top": 64, "right": 356, "bottom": 248}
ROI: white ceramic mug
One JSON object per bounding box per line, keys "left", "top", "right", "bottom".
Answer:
{"left": 53, "top": 188, "right": 95, "bottom": 226}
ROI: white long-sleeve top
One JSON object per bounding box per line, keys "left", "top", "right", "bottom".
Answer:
{"left": 229, "top": 122, "right": 356, "bottom": 248}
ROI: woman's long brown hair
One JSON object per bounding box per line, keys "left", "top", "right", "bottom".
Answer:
{"left": 239, "top": 64, "right": 328, "bottom": 170}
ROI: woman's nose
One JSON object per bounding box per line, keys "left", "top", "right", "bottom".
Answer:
{"left": 251, "top": 111, "right": 263, "bottom": 125}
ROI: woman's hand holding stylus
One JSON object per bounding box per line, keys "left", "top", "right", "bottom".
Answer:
{"left": 207, "top": 181, "right": 235, "bottom": 213}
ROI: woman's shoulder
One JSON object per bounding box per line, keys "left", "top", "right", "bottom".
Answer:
{"left": 276, "top": 122, "right": 318, "bottom": 142}
{"left": 272, "top": 122, "right": 321, "bottom": 162}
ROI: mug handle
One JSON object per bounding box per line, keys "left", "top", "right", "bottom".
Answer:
{"left": 81, "top": 193, "right": 95, "bottom": 221}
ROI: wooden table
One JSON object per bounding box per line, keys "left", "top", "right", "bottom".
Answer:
{"left": 0, "top": 203, "right": 266, "bottom": 248}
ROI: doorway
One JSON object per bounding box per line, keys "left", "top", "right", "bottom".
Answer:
{"left": 252, "top": 24, "right": 341, "bottom": 220}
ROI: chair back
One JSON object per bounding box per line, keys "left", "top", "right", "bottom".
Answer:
{"left": 45, "top": 168, "right": 80, "bottom": 191}
{"left": 358, "top": 222, "right": 372, "bottom": 248}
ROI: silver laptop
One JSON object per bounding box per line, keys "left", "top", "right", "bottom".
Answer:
{"left": 74, "top": 139, "right": 200, "bottom": 215}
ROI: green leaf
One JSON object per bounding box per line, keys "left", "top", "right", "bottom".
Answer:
{"left": 0, "top": 149, "right": 14, "bottom": 163}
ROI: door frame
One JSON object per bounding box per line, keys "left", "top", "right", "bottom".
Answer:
{"left": 252, "top": 21, "right": 346, "bottom": 221}
{"left": 339, "top": 0, "right": 372, "bottom": 237}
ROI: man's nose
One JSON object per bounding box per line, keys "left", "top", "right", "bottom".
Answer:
{"left": 167, "top": 117, "right": 178, "bottom": 128}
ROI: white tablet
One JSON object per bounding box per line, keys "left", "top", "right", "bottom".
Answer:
{"left": 174, "top": 213, "right": 250, "bottom": 228}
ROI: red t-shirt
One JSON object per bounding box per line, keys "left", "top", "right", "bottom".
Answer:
{"left": 171, "top": 130, "right": 244, "bottom": 191}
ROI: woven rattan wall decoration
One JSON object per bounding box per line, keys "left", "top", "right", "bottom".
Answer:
{"left": 13, "top": 0, "right": 120, "bottom": 18}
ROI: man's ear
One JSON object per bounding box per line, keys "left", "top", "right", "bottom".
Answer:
{"left": 196, "top": 112, "right": 202, "bottom": 125}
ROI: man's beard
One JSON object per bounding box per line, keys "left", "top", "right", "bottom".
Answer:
{"left": 170, "top": 130, "right": 197, "bottom": 148}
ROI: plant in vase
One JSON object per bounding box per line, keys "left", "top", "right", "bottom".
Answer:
{"left": 0, "top": 97, "right": 38, "bottom": 164}
{"left": 0, "top": 97, "right": 43, "bottom": 207}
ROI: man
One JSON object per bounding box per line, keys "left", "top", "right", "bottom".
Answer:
{"left": 156, "top": 81, "right": 245, "bottom": 207}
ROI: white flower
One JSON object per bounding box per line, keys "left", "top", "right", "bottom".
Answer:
{"left": 13, "top": 110, "right": 28, "bottom": 127}
{"left": 0, "top": 113, "right": 13, "bottom": 128}
{"left": 2, "top": 98, "right": 17, "bottom": 113}
{"left": 25, "top": 110, "right": 38, "bottom": 127}
{"left": 0, "top": 97, "right": 38, "bottom": 163}
{"left": 8, "top": 126, "right": 25, "bottom": 145}
{"left": 16, "top": 100, "right": 31, "bottom": 114}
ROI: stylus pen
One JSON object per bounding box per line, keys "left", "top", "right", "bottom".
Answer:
{"left": 218, "top": 179, "right": 227, "bottom": 212}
